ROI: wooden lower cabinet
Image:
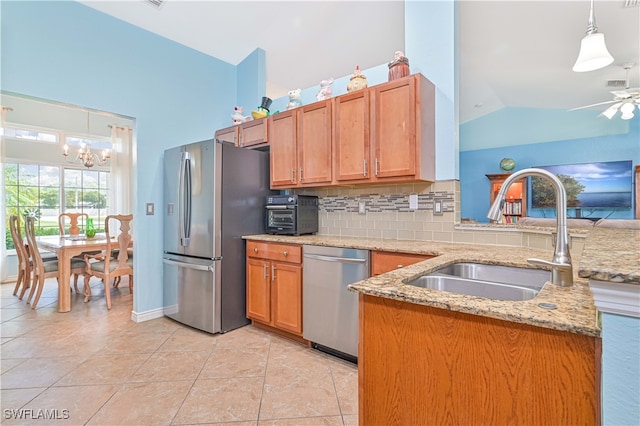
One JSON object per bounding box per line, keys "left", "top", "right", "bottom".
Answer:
{"left": 359, "top": 295, "right": 601, "bottom": 426}
{"left": 370, "top": 250, "right": 435, "bottom": 276}
{"left": 246, "top": 241, "right": 303, "bottom": 336}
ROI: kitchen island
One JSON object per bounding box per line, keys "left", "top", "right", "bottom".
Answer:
{"left": 246, "top": 227, "right": 638, "bottom": 425}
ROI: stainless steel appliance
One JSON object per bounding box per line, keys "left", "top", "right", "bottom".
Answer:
{"left": 302, "top": 244, "right": 370, "bottom": 361}
{"left": 265, "top": 195, "right": 319, "bottom": 236}
{"left": 163, "top": 139, "right": 273, "bottom": 334}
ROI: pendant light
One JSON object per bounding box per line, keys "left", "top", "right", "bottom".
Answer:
{"left": 572, "top": 0, "right": 614, "bottom": 72}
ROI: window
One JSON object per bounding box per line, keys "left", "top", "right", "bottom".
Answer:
{"left": 5, "top": 163, "right": 109, "bottom": 249}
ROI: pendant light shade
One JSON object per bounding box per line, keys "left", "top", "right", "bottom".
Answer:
{"left": 620, "top": 102, "right": 636, "bottom": 120}
{"left": 572, "top": 0, "right": 614, "bottom": 73}
{"left": 572, "top": 32, "right": 614, "bottom": 72}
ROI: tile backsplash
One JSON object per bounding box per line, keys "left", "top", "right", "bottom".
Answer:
{"left": 291, "top": 180, "right": 584, "bottom": 256}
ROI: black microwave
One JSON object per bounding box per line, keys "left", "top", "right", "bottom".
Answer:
{"left": 265, "top": 195, "right": 319, "bottom": 236}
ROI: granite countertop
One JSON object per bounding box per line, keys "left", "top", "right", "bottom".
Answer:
{"left": 244, "top": 234, "right": 601, "bottom": 337}
{"left": 578, "top": 227, "right": 640, "bottom": 284}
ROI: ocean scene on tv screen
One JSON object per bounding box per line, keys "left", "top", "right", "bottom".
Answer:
{"left": 531, "top": 160, "right": 633, "bottom": 209}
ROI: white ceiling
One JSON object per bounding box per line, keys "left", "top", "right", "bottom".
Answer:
{"left": 79, "top": 0, "right": 640, "bottom": 124}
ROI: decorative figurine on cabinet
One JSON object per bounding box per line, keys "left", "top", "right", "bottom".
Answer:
{"left": 231, "top": 106, "right": 250, "bottom": 125}
{"left": 286, "top": 89, "right": 302, "bottom": 110}
{"left": 251, "top": 96, "right": 272, "bottom": 120}
{"left": 316, "top": 78, "right": 334, "bottom": 101}
{"left": 388, "top": 50, "right": 410, "bottom": 81}
{"left": 347, "top": 66, "right": 368, "bottom": 92}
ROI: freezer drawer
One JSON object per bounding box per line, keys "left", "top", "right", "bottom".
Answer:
{"left": 163, "top": 255, "right": 219, "bottom": 333}
{"left": 303, "top": 245, "right": 369, "bottom": 359}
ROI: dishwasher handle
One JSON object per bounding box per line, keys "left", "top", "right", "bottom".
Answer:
{"left": 303, "top": 253, "right": 368, "bottom": 264}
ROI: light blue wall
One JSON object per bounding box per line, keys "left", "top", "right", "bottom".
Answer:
{"left": 1, "top": 1, "right": 236, "bottom": 313}
{"left": 236, "top": 48, "right": 265, "bottom": 122}
{"left": 461, "top": 107, "right": 631, "bottom": 151}
{"left": 601, "top": 313, "right": 640, "bottom": 426}
{"left": 460, "top": 114, "right": 639, "bottom": 222}
{"left": 405, "top": 0, "right": 458, "bottom": 181}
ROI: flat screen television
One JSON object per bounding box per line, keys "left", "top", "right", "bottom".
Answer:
{"left": 531, "top": 160, "right": 633, "bottom": 209}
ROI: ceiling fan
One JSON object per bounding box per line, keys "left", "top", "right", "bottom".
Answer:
{"left": 570, "top": 64, "right": 640, "bottom": 120}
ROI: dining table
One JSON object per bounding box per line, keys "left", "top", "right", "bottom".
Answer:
{"left": 36, "top": 234, "right": 119, "bottom": 312}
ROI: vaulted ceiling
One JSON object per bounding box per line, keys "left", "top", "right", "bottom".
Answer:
{"left": 80, "top": 0, "right": 640, "bottom": 124}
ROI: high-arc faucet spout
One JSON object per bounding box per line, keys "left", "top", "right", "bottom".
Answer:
{"left": 487, "top": 168, "right": 573, "bottom": 287}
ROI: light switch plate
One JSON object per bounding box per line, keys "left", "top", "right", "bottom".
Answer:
{"left": 146, "top": 203, "right": 154, "bottom": 215}
{"left": 409, "top": 194, "right": 418, "bottom": 210}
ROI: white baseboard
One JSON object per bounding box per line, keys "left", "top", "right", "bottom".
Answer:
{"left": 130, "top": 307, "right": 165, "bottom": 323}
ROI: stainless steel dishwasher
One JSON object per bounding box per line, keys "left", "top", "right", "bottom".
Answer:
{"left": 303, "top": 245, "right": 370, "bottom": 361}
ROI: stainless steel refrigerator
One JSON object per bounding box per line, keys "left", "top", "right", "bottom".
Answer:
{"left": 163, "top": 139, "right": 272, "bottom": 334}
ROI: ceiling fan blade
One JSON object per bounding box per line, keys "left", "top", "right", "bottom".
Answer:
{"left": 568, "top": 100, "right": 619, "bottom": 111}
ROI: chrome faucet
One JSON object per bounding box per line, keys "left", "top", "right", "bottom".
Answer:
{"left": 487, "top": 168, "right": 573, "bottom": 287}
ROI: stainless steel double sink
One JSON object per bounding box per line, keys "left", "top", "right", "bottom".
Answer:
{"left": 404, "top": 262, "right": 550, "bottom": 301}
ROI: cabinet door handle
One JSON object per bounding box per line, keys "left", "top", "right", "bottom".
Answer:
{"left": 290, "top": 168, "right": 295, "bottom": 183}
{"left": 238, "top": 133, "right": 242, "bottom": 146}
{"left": 375, "top": 158, "right": 379, "bottom": 176}
{"left": 299, "top": 168, "right": 303, "bottom": 182}
{"left": 363, "top": 159, "right": 367, "bottom": 177}
{"left": 271, "top": 265, "right": 276, "bottom": 281}
{"left": 263, "top": 264, "right": 268, "bottom": 279}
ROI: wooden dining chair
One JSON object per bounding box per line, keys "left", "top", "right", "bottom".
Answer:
{"left": 9, "top": 215, "right": 32, "bottom": 299}
{"left": 83, "top": 214, "right": 133, "bottom": 309}
{"left": 58, "top": 212, "right": 95, "bottom": 292}
{"left": 58, "top": 212, "right": 88, "bottom": 236}
{"left": 24, "top": 216, "right": 85, "bottom": 309}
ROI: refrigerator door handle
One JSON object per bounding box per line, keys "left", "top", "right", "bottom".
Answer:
{"left": 163, "top": 258, "right": 214, "bottom": 272}
{"left": 179, "top": 151, "right": 192, "bottom": 247}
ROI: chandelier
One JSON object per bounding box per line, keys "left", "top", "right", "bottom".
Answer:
{"left": 62, "top": 142, "right": 110, "bottom": 168}
{"left": 62, "top": 110, "right": 111, "bottom": 168}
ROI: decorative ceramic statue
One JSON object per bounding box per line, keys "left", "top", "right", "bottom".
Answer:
{"left": 252, "top": 97, "right": 272, "bottom": 120}
{"left": 316, "top": 78, "right": 334, "bottom": 101}
{"left": 286, "top": 89, "right": 302, "bottom": 110}
{"left": 388, "top": 50, "right": 410, "bottom": 81}
{"left": 231, "top": 106, "right": 250, "bottom": 125}
{"left": 347, "top": 66, "right": 368, "bottom": 92}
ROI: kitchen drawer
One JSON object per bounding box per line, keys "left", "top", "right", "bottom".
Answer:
{"left": 371, "top": 250, "right": 434, "bottom": 276}
{"left": 246, "top": 241, "right": 302, "bottom": 264}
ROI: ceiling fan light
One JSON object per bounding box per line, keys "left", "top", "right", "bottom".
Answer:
{"left": 572, "top": 33, "right": 614, "bottom": 72}
{"left": 620, "top": 102, "right": 635, "bottom": 120}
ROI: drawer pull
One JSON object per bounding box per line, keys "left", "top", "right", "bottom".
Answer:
{"left": 254, "top": 247, "right": 259, "bottom": 253}
{"left": 397, "top": 264, "right": 404, "bottom": 269}
{"left": 283, "top": 251, "right": 288, "bottom": 257}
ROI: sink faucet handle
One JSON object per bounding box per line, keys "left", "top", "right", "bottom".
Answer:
{"left": 527, "top": 258, "right": 572, "bottom": 270}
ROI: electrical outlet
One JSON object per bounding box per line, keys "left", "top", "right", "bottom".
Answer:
{"left": 146, "top": 203, "right": 154, "bottom": 215}
{"left": 434, "top": 200, "right": 443, "bottom": 215}
{"left": 358, "top": 201, "right": 366, "bottom": 215}
{"left": 409, "top": 194, "right": 418, "bottom": 210}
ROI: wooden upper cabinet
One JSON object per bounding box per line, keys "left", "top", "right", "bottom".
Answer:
{"left": 215, "top": 125, "right": 238, "bottom": 145}
{"left": 297, "top": 100, "right": 332, "bottom": 186}
{"left": 266, "top": 73, "right": 435, "bottom": 189}
{"left": 371, "top": 74, "right": 435, "bottom": 182}
{"left": 334, "top": 89, "right": 371, "bottom": 182}
{"left": 372, "top": 77, "right": 417, "bottom": 179}
{"left": 239, "top": 118, "right": 269, "bottom": 148}
{"left": 270, "top": 110, "right": 298, "bottom": 187}
{"left": 215, "top": 117, "right": 269, "bottom": 149}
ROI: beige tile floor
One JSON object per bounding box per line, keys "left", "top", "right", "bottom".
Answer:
{"left": 1, "top": 277, "right": 358, "bottom": 425}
